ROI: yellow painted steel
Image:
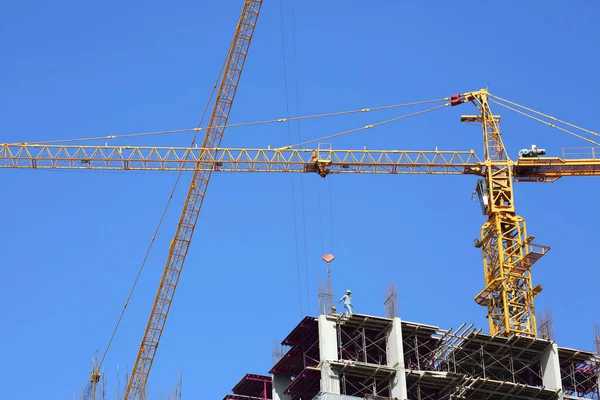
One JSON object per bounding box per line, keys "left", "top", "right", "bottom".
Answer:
{"left": 122, "top": 1, "right": 263, "bottom": 398}
{"left": 514, "top": 156, "right": 600, "bottom": 181}
{"left": 0, "top": 144, "right": 482, "bottom": 175}
{"left": 5, "top": 143, "right": 600, "bottom": 179}
{"left": 2, "top": 87, "right": 599, "bottom": 370}
{"left": 465, "top": 89, "right": 548, "bottom": 337}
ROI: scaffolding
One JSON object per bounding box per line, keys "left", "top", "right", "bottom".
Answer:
{"left": 559, "top": 347, "right": 599, "bottom": 399}
{"left": 332, "top": 315, "right": 394, "bottom": 398}
{"left": 228, "top": 311, "right": 600, "bottom": 400}
{"left": 336, "top": 315, "right": 389, "bottom": 365}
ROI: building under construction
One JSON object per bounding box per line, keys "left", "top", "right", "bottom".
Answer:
{"left": 222, "top": 291, "right": 599, "bottom": 400}
{"left": 3, "top": 2, "right": 599, "bottom": 399}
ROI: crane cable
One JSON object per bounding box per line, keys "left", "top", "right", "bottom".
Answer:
{"left": 17, "top": 98, "right": 448, "bottom": 145}
{"left": 488, "top": 98, "right": 600, "bottom": 146}
{"left": 489, "top": 93, "right": 599, "bottom": 138}
{"left": 279, "top": 0, "right": 304, "bottom": 318}
{"left": 288, "top": 0, "right": 311, "bottom": 316}
{"left": 279, "top": 102, "right": 449, "bottom": 149}
{"left": 93, "top": 48, "right": 230, "bottom": 374}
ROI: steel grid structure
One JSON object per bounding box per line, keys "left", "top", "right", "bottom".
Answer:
{"left": 234, "top": 313, "right": 599, "bottom": 400}
{"left": 318, "top": 276, "right": 335, "bottom": 316}
{"left": 446, "top": 335, "right": 545, "bottom": 386}
{"left": 333, "top": 364, "right": 394, "bottom": 399}
{"left": 123, "top": 1, "right": 264, "bottom": 397}
{"left": 559, "top": 348, "right": 599, "bottom": 399}
{"left": 332, "top": 314, "right": 396, "bottom": 398}
{"left": 399, "top": 319, "right": 587, "bottom": 400}
{"left": 5, "top": 143, "right": 600, "bottom": 180}
{"left": 337, "top": 324, "right": 388, "bottom": 365}
{"left": 0, "top": 144, "right": 481, "bottom": 175}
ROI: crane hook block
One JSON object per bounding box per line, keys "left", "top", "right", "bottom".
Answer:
{"left": 450, "top": 94, "right": 465, "bottom": 107}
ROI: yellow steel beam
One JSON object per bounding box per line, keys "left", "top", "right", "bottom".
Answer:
{"left": 123, "top": 1, "right": 263, "bottom": 398}
{"left": 4, "top": 143, "right": 600, "bottom": 181}
{"left": 470, "top": 90, "right": 540, "bottom": 337}
{"left": 0, "top": 144, "right": 483, "bottom": 175}
{"left": 514, "top": 157, "right": 600, "bottom": 182}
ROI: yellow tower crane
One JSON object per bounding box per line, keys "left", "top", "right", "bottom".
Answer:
{"left": 2, "top": 1, "right": 600, "bottom": 397}
{"left": 3, "top": 98, "right": 600, "bottom": 342}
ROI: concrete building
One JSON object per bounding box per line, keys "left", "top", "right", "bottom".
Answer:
{"left": 223, "top": 313, "right": 599, "bottom": 400}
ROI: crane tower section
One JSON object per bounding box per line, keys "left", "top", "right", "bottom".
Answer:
{"left": 464, "top": 90, "right": 549, "bottom": 337}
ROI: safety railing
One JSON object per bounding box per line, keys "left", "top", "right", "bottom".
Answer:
{"left": 562, "top": 147, "right": 600, "bottom": 160}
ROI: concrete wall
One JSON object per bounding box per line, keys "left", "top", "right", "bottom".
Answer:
{"left": 318, "top": 315, "right": 341, "bottom": 394}
{"left": 272, "top": 374, "right": 292, "bottom": 400}
{"left": 540, "top": 343, "right": 563, "bottom": 400}
{"left": 387, "top": 317, "right": 408, "bottom": 400}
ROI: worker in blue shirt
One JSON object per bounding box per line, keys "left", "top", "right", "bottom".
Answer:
{"left": 338, "top": 289, "right": 353, "bottom": 317}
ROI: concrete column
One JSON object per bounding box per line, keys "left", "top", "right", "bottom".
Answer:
{"left": 318, "top": 315, "right": 341, "bottom": 394}
{"left": 540, "top": 342, "right": 563, "bottom": 399}
{"left": 387, "top": 317, "right": 408, "bottom": 400}
{"left": 272, "top": 374, "right": 292, "bottom": 400}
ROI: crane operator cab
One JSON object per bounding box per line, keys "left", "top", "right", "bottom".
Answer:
{"left": 518, "top": 144, "right": 546, "bottom": 158}
{"left": 473, "top": 179, "right": 489, "bottom": 216}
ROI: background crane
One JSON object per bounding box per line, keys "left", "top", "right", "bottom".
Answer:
{"left": 123, "top": 1, "right": 263, "bottom": 398}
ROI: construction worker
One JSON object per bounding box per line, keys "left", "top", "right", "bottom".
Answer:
{"left": 338, "top": 289, "right": 353, "bottom": 317}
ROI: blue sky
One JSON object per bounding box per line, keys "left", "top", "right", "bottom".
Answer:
{"left": 1, "top": 0, "right": 598, "bottom": 398}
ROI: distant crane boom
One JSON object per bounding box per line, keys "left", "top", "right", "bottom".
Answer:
{"left": 123, "top": 1, "right": 263, "bottom": 398}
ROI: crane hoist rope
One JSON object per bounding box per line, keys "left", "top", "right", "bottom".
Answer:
{"left": 13, "top": 98, "right": 448, "bottom": 146}
{"left": 280, "top": 103, "right": 449, "bottom": 150}
{"left": 489, "top": 99, "right": 600, "bottom": 146}
{"left": 81, "top": 18, "right": 232, "bottom": 400}
{"left": 488, "top": 93, "right": 599, "bottom": 138}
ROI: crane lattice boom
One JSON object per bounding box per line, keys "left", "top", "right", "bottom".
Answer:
{"left": 123, "top": 1, "right": 263, "bottom": 398}
{"left": 3, "top": 143, "right": 600, "bottom": 180}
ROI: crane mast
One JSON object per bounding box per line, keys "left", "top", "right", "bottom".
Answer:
{"left": 466, "top": 90, "right": 549, "bottom": 337}
{"left": 123, "top": 1, "right": 263, "bottom": 398}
